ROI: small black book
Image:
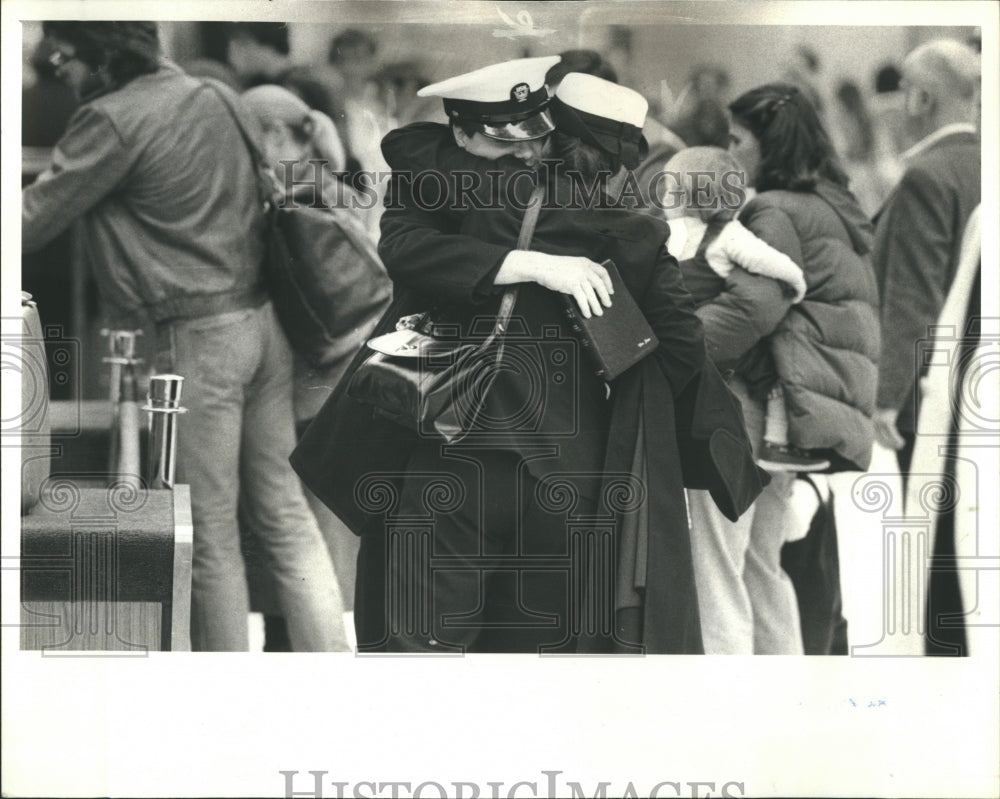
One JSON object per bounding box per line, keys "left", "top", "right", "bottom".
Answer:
{"left": 561, "top": 259, "right": 659, "bottom": 380}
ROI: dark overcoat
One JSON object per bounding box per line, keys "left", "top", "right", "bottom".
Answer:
{"left": 290, "top": 123, "right": 768, "bottom": 652}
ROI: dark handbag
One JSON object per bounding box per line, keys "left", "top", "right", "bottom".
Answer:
{"left": 265, "top": 192, "right": 391, "bottom": 368}
{"left": 560, "top": 258, "right": 658, "bottom": 380}
{"left": 347, "top": 187, "right": 543, "bottom": 443}
{"left": 207, "top": 81, "right": 391, "bottom": 369}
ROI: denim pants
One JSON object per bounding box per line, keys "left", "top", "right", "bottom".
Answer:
{"left": 157, "top": 302, "right": 347, "bottom": 651}
{"left": 687, "top": 377, "right": 804, "bottom": 654}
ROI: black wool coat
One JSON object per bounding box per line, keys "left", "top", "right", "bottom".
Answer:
{"left": 291, "top": 123, "right": 768, "bottom": 653}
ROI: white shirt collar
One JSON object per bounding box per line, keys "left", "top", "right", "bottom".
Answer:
{"left": 899, "top": 123, "right": 978, "bottom": 163}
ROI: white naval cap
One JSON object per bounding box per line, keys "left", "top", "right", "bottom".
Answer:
{"left": 556, "top": 72, "right": 648, "bottom": 128}
{"left": 550, "top": 72, "right": 650, "bottom": 169}
{"left": 417, "top": 55, "right": 561, "bottom": 141}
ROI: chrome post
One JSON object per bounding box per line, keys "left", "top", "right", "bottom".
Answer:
{"left": 144, "top": 375, "right": 186, "bottom": 490}
{"left": 102, "top": 329, "right": 142, "bottom": 483}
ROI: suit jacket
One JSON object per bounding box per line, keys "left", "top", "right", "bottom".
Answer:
{"left": 873, "top": 129, "right": 980, "bottom": 430}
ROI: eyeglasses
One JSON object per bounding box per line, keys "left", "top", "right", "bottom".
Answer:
{"left": 47, "top": 49, "right": 78, "bottom": 70}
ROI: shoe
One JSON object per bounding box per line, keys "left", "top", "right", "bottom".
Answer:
{"left": 757, "top": 443, "right": 830, "bottom": 473}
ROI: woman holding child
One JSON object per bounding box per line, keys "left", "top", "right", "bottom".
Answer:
{"left": 672, "top": 82, "right": 880, "bottom": 654}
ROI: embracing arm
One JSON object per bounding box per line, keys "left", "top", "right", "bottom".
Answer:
{"left": 381, "top": 122, "right": 536, "bottom": 212}
{"left": 378, "top": 182, "right": 513, "bottom": 304}
{"left": 379, "top": 121, "right": 521, "bottom": 303}
{"left": 379, "top": 181, "right": 613, "bottom": 315}
{"left": 696, "top": 268, "right": 792, "bottom": 368}
{"left": 379, "top": 123, "right": 612, "bottom": 313}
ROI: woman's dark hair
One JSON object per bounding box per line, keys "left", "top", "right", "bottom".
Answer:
{"left": 728, "top": 82, "right": 848, "bottom": 192}
{"left": 42, "top": 21, "right": 160, "bottom": 88}
{"left": 447, "top": 128, "right": 620, "bottom": 187}
{"left": 550, "top": 130, "right": 620, "bottom": 182}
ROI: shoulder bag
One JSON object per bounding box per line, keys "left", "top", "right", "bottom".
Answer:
{"left": 207, "top": 80, "right": 391, "bottom": 369}
{"left": 347, "top": 186, "right": 544, "bottom": 443}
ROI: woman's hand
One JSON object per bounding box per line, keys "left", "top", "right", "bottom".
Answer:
{"left": 497, "top": 250, "right": 614, "bottom": 318}
{"left": 873, "top": 407, "right": 906, "bottom": 450}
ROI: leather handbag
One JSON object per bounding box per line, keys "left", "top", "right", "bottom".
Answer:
{"left": 560, "top": 258, "right": 658, "bottom": 380}
{"left": 208, "top": 81, "right": 391, "bottom": 369}
{"left": 347, "top": 187, "right": 544, "bottom": 443}
{"left": 265, "top": 190, "right": 391, "bottom": 368}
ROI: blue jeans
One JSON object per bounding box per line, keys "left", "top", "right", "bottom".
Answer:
{"left": 157, "top": 302, "right": 347, "bottom": 651}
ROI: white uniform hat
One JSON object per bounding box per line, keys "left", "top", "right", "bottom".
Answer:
{"left": 551, "top": 72, "right": 650, "bottom": 169}
{"left": 417, "top": 55, "right": 561, "bottom": 141}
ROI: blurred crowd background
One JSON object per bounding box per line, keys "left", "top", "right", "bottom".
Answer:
{"left": 20, "top": 17, "right": 980, "bottom": 402}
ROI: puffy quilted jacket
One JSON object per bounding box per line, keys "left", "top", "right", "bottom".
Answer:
{"left": 741, "top": 181, "right": 880, "bottom": 471}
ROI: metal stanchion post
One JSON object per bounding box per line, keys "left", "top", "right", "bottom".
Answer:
{"left": 143, "top": 375, "right": 186, "bottom": 490}
{"left": 117, "top": 360, "right": 142, "bottom": 490}
{"left": 102, "top": 329, "right": 142, "bottom": 485}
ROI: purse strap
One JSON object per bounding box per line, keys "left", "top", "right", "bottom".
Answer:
{"left": 201, "top": 80, "right": 281, "bottom": 208}
{"left": 209, "top": 79, "right": 542, "bottom": 338}
{"left": 517, "top": 185, "right": 545, "bottom": 250}
{"left": 490, "top": 184, "right": 544, "bottom": 336}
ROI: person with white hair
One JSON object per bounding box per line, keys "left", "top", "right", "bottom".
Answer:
{"left": 238, "top": 84, "right": 390, "bottom": 650}
{"left": 872, "top": 38, "right": 981, "bottom": 474}
{"left": 870, "top": 38, "right": 981, "bottom": 656}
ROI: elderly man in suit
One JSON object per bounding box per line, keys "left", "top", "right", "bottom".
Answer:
{"left": 872, "top": 38, "right": 981, "bottom": 473}
{"left": 870, "top": 38, "right": 980, "bottom": 656}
